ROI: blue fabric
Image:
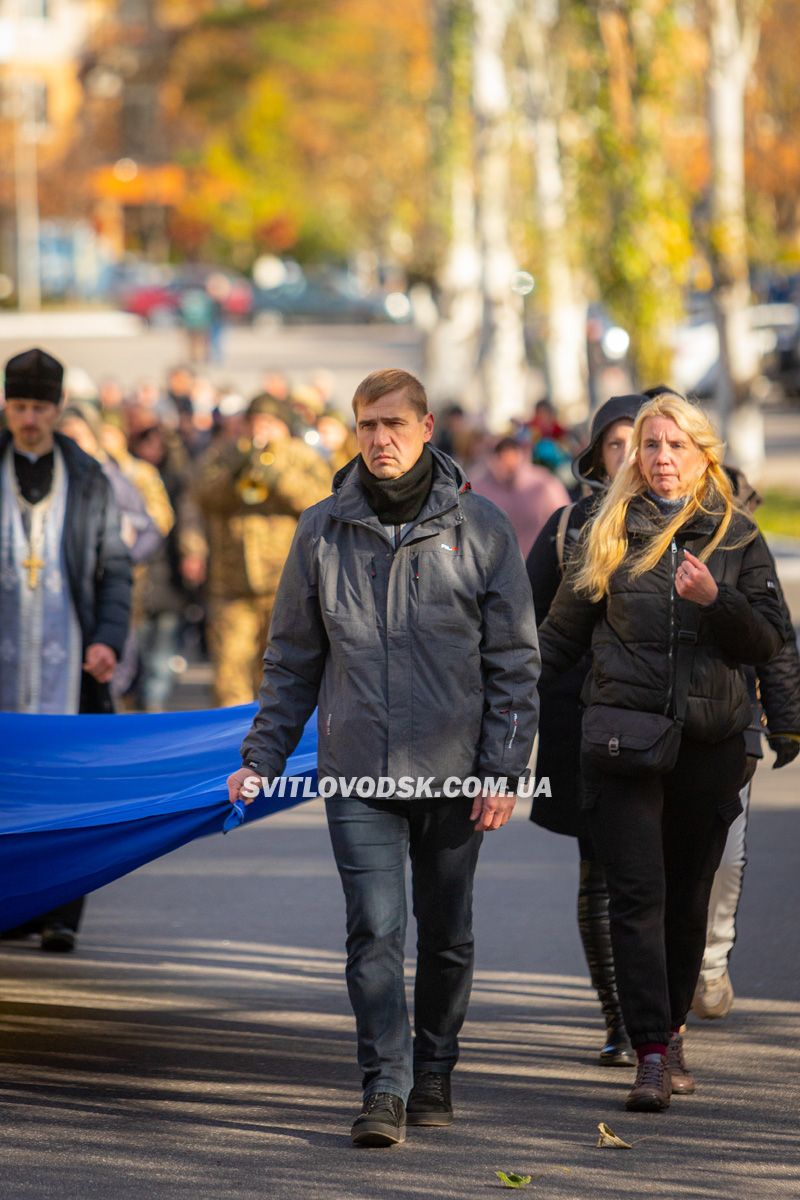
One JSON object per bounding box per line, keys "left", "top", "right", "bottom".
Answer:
{"left": 0, "top": 706, "right": 317, "bottom": 929}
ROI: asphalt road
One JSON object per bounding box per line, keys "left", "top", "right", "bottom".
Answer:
{"left": 1, "top": 756, "right": 799, "bottom": 1200}
{"left": 1, "top": 316, "right": 798, "bottom": 1197}
{"left": 0, "top": 317, "right": 426, "bottom": 413}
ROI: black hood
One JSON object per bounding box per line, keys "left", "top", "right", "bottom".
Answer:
{"left": 573, "top": 394, "right": 649, "bottom": 489}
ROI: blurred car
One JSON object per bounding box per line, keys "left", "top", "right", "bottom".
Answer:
{"left": 253, "top": 267, "right": 411, "bottom": 325}
{"left": 175, "top": 266, "right": 253, "bottom": 322}
{"left": 672, "top": 302, "right": 800, "bottom": 399}
{"left": 108, "top": 261, "right": 175, "bottom": 323}
{"left": 119, "top": 278, "right": 178, "bottom": 326}
{"left": 116, "top": 265, "right": 253, "bottom": 325}
{"left": 752, "top": 303, "right": 800, "bottom": 399}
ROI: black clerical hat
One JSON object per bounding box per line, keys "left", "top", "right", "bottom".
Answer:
{"left": 3, "top": 347, "right": 64, "bottom": 404}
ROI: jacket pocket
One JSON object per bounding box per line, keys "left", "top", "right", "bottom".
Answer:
{"left": 415, "top": 544, "right": 480, "bottom": 638}
{"left": 319, "top": 550, "right": 378, "bottom": 643}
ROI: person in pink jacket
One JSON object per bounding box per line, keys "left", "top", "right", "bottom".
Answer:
{"left": 471, "top": 437, "right": 570, "bottom": 558}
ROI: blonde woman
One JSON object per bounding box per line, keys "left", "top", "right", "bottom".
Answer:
{"left": 537, "top": 394, "right": 787, "bottom": 1113}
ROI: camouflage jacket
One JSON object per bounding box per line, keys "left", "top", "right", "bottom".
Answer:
{"left": 193, "top": 435, "right": 331, "bottom": 598}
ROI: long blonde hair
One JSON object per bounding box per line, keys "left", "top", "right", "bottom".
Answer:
{"left": 573, "top": 394, "right": 754, "bottom": 601}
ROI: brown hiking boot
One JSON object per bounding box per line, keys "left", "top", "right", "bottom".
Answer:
{"left": 666, "top": 1032, "right": 696, "bottom": 1094}
{"left": 625, "top": 1055, "right": 672, "bottom": 1112}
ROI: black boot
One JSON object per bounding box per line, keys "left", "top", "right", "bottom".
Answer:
{"left": 577, "top": 859, "right": 635, "bottom": 1068}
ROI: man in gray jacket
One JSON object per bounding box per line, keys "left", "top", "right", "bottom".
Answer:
{"left": 228, "top": 368, "right": 540, "bottom": 1147}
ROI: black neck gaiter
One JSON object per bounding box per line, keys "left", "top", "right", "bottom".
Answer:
{"left": 357, "top": 445, "right": 434, "bottom": 524}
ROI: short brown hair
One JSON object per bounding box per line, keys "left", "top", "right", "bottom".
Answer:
{"left": 351, "top": 369, "right": 428, "bottom": 420}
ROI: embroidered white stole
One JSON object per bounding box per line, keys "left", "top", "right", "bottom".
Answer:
{"left": 0, "top": 445, "right": 83, "bottom": 713}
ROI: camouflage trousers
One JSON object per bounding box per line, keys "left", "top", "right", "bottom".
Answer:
{"left": 208, "top": 593, "right": 276, "bottom": 708}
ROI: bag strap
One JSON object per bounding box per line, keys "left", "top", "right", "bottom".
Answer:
{"left": 673, "top": 600, "right": 700, "bottom": 725}
{"left": 555, "top": 502, "right": 575, "bottom": 575}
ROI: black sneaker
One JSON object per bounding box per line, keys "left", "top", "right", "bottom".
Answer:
{"left": 351, "top": 1093, "right": 406, "bottom": 1147}
{"left": 40, "top": 923, "right": 76, "bottom": 953}
{"left": 406, "top": 1071, "right": 453, "bottom": 1126}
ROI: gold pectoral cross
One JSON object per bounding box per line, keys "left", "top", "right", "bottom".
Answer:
{"left": 22, "top": 552, "right": 45, "bottom": 589}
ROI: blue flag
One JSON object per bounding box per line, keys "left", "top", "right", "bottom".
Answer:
{"left": 0, "top": 706, "right": 317, "bottom": 929}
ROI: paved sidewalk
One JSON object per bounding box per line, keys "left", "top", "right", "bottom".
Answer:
{"left": 1, "top": 758, "right": 798, "bottom": 1199}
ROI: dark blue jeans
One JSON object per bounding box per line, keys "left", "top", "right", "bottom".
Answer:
{"left": 325, "top": 794, "right": 483, "bottom": 1102}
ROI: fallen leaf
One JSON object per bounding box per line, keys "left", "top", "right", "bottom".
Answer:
{"left": 596, "top": 1121, "right": 632, "bottom": 1149}
{"left": 496, "top": 1171, "right": 533, "bottom": 1188}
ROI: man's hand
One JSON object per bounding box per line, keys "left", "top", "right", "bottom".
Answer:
{"left": 675, "top": 549, "right": 718, "bottom": 606}
{"left": 227, "top": 767, "right": 263, "bottom": 805}
{"left": 470, "top": 789, "right": 516, "bottom": 831}
{"left": 83, "top": 643, "right": 117, "bottom": 683}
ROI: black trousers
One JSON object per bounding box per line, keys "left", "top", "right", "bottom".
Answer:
{"left": 585, "top": 733, "right": 746, "bottom": 1048}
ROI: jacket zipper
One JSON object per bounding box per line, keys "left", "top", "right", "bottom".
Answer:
{"left": 665, "top": 536, "right": 678, "bottom": 715}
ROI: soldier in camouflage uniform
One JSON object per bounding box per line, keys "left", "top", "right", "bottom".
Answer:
{"left": 193, "top": 392, "right": 331, "bottom": 706}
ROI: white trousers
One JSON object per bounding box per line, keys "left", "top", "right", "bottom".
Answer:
{"left": 700, "top": 781, "right": 750, "bottom": 980}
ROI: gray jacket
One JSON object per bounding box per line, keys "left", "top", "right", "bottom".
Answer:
{"left": 241, "top": 448, "right": 540, "bottom": 793}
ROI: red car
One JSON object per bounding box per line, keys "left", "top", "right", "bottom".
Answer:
{"left": 119, "top": 266, "right": 253, "bottom": 325}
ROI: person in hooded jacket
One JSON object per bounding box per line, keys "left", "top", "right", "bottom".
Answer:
{"left": 537, "top": 393, "right": 787, "bottom": 1113}
{"left": 526, "top": 393, "right": 648, "bottom": 1068}
{"left": 227, "top": 368, "right": 540, "bottom": 1148}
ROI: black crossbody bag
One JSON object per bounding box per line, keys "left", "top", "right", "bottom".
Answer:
{"left": 580, "top": 603, "right": 700, "bottom": 777}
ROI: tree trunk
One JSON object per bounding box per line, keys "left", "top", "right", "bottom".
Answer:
{"left": 472, "top": 0, "right": 527, "bottom": 431}
{"left": 424, "top": 0, "right": 483, "bottom": 409}
{"left": 707, "top": 0, "right": 763, "bottom": 472}
{"left": 520, "top": 0, "right": 588, "bottom": 425}
{"left": 426, "top": 167, "right": 484, "bottom": 407}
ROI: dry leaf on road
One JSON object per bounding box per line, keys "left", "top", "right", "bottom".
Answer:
{"left": 596, "top": 1121, "right": 632, "bottom": 1149}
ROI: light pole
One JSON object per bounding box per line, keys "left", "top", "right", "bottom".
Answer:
{"left": 12, "top": 78, "right": 42, "bottom": 311}
{"left": 0, "top": 15, "right": 42, "bottom": 311}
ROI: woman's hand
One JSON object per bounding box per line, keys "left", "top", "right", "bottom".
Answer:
{"left": 675, "top": 549, "right": 718, "bottom": 606}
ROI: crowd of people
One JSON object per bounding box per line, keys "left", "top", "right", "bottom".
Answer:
{"left": 1, "top": 355, "right": 586, "bottom": 718}
{"left": 1, "top": 349, "right": 798, "bottom": 1144}
{"left": 11, "top": 360, "right": 364, "bottom": 714}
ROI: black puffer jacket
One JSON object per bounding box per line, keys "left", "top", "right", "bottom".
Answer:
{"left": 526, "top": 493, "right": 596, "bottom": 837}
{"left": 0, "top": 430, "right": 132, "bottom": 713}
{"left": 539, "top": 495, "right": 788, "bottom": 744}
{"left": 760, "top": 632, "right": 800, "bottom": 736}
